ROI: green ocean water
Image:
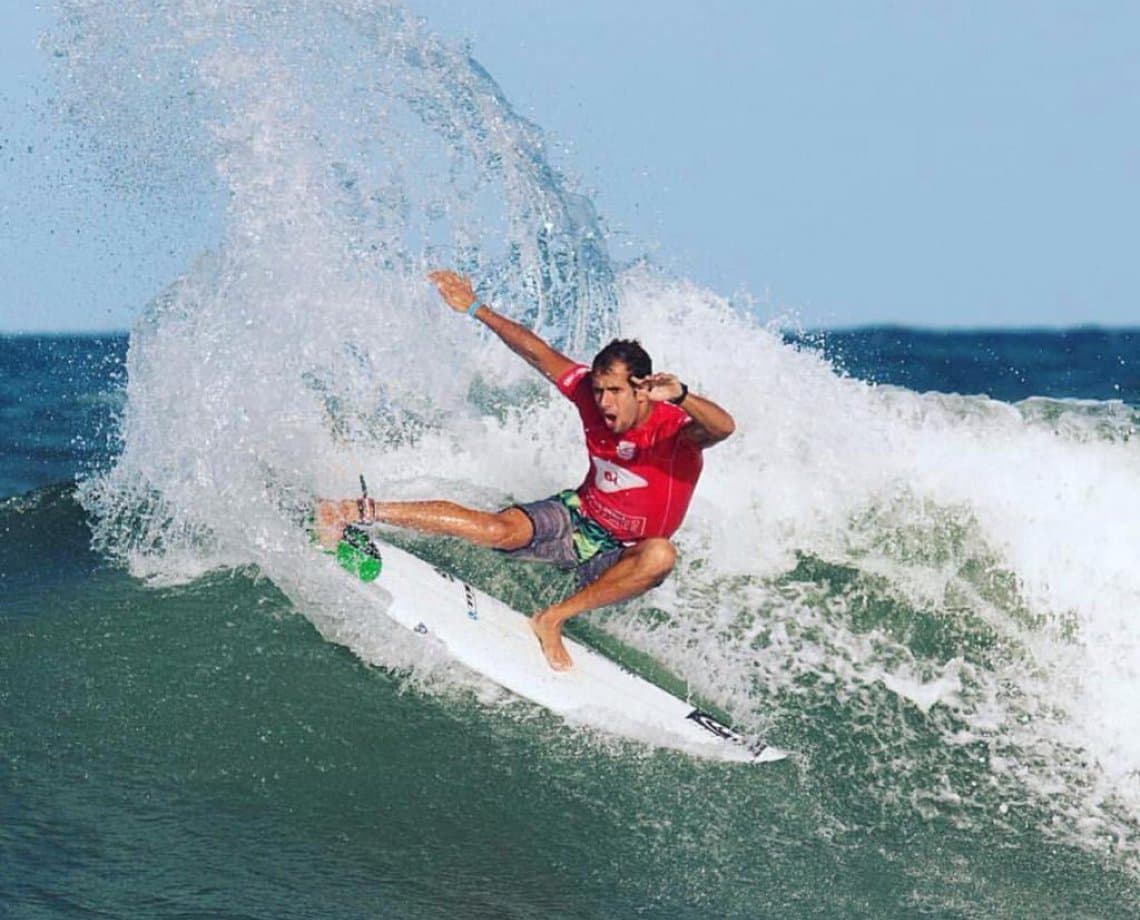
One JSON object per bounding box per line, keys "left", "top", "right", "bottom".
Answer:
{"left": 4, "top": 479, "right": 1140, "bottom": 917}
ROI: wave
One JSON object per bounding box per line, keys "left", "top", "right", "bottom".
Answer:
{"left": 49, "top": 0, "right": 1140, "bottom": 876}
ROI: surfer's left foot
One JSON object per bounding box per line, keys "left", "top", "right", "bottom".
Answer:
{"left": 530, "top": 612, "right": 573, "bottom": 671}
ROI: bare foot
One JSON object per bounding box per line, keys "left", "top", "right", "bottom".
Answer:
{"left": 529, "top": 612, "right": 574, "bottom": 671}
{"left": 314, "top": 499, "right": 352, "bottom": 549}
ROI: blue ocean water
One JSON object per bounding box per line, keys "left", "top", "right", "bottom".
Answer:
{"left": 0, "top": 336, "right": 125, "bottom": 498}
{"left": 788, "top": 327, "right": 1139, "bottom": 406}
{"left": 5, "top": 2, "right": 1140, "bottom": 917}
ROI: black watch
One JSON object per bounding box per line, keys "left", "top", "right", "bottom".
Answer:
{"left": 669, "top": 382, "right": 689, "bottom": 405}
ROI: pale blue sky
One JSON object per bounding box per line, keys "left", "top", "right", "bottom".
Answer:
{"left": 2, "top": 1, "right": 1138, "bottom": 332}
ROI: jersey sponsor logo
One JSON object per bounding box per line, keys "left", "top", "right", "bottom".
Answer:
{"left": 616, "top": 440, "right": 637, "bottom": 461}
{"left": 583, "top": 494, "right": 647, "bottom": 538}
{"left": 591, "top": 456, "right": 648, "bottom": 494}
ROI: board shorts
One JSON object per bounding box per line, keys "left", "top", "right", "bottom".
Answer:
{"left": 501, "top": 489, "right": 627, "bottom": 588}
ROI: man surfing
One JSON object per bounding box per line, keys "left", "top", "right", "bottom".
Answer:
{"left": 316, "top": 270, "right": 735, "bottom": 671}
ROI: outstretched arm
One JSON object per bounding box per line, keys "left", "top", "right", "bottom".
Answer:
{"left": 633, "top": 372, "right": 736, "bottom": 448}
{"left": 428, "top": 270, "right": 576, "bottom": 384}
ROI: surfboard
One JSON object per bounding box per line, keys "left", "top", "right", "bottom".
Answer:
{"left": 328, "top": 529, "right": 786, "bottom": 764}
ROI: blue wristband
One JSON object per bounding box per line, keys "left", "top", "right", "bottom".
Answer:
{"left": 467, "top": 301, "right": 481, "bottom": 318}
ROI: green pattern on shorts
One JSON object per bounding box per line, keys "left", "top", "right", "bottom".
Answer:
{"left": 555, "top": 489, "right": 624, "bottom": 563}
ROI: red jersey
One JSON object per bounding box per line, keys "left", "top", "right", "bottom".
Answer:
{"left": 556, "top": 364, "right": 704, "bottom": 541}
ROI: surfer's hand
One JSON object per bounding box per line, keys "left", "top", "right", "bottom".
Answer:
{"left": 428, "top": 270, "right": 478, "bottom": 313}
{"left": 632, "top": 373, "right": 685, "bottom": 403}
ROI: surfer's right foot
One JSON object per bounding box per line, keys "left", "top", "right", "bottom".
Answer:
{"left": 529, "top": 611, "right": 573, "bottom": 671}
{"left": 314, "top": 499, "right": 355, "bottom": 549}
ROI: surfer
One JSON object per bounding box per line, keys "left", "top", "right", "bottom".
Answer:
{"left": 316, "top": 270, "right": 735, "bottom": 671}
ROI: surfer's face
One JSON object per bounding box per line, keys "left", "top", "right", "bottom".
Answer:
{"left": 591, "top": 362, "right": 649, "bottom": 434}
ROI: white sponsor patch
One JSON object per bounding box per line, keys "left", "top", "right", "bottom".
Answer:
{"left": 592, "top": 456, "right": 648, "bottom": 494}
{"left": 616, "top": 440, "right": 637, "bottom": 461}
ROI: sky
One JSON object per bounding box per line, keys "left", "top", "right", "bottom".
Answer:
{"left": 2, "top": 0, "right": 1138, "bottom": 332}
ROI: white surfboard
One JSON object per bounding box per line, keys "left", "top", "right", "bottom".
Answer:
{"left": 333, "top": 534, "right": 785, "bottom": 764}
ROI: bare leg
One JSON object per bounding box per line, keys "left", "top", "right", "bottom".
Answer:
{"left": 530, "top": 538, "right": 677, "bottom": 671}
{"left": 314, "top": 498, "right": 532, "bottom": 551}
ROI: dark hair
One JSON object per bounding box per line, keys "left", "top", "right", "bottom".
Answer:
{"left": 591, "top": 339, "right": 652, "bottom": 380}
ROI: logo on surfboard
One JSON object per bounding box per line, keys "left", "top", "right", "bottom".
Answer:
{"left": 685, "top": 709, "right": 771, "bottom": 759}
